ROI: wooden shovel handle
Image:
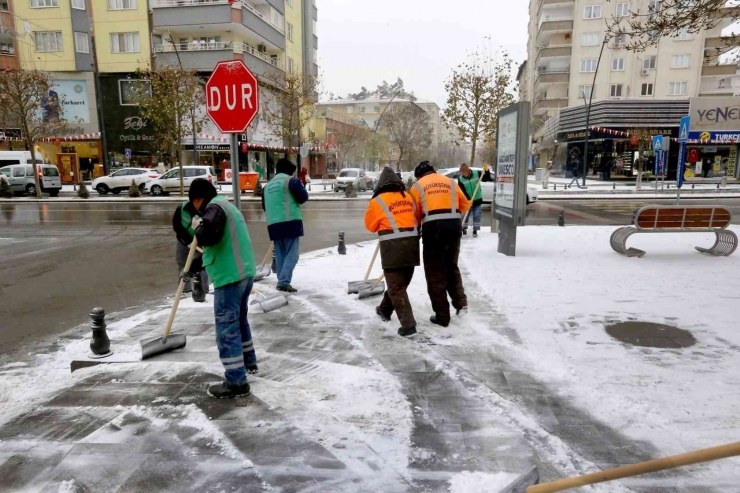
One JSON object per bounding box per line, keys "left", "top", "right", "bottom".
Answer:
{"left": 260, "top": 242, "right": 274, "bottom": 267}
{"left": 462, "top": 177, "right": 483, "bottom": 225}
{"left": 164, "top": 237, "right": 199, "bottom": 341}
{"left": 528, "top": 441, "right": 740, "bottom": 493}
{"left": 371, "top": 272, "right": 385, "bottom": 288}
{"left": 364, "top": 242, "right": 381, "bottom": 282}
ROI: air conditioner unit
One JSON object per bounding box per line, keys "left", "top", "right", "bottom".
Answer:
{"left": 641, "top": 69, "right": 650, "bottom": 76}
{"left": 257, "top": 44, "right": 267, "bottom": 53}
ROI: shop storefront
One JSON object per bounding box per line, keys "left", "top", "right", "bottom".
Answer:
{"left": 686, "top": 97, "right": 740, "bottom": 180}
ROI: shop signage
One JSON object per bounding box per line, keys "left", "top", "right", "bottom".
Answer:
{"left": 0, "top": 128, "right": 22, "bottom": 139}
{"left": 689, "top": 131, "right": 740, "bottom": 143}
{"left": 196, "top": 143, "right": 230, "bottom": 151}
{"left": 689, "top": 97, "right": 740, "bottom": 132}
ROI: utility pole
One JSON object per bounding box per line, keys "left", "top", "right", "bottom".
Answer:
{"left": 90, "top": 34, "right": 109, "bottom": 174}
{"left": 582, "top": 36, "right": 610, "bottom": 188}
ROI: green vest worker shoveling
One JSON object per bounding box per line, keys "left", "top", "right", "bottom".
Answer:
{"left": 261, "top": 158, "right": 309, "bottom": 293}
{"left": 457, "top": 163, "right": 492, "bottom": 237}
{"left": 187, "top": 178, "right": 258, "bottom": 399}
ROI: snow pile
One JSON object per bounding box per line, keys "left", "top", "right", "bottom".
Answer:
{"left": 447, "top": 471, "right": 518, "bottom": 493}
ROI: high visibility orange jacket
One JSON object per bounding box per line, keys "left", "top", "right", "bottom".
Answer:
{"left": 409, "top": 173, "right": 470, "bottom": 228}
{"left": 365, "top": 191, "right": 420, "bottom": 269}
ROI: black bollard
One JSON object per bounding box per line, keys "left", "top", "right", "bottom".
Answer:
{"left": 192, "top": 273, "right": 206, "bottom": 303}
{"left": 271, "top": 248, "right": 277, "bottom": 273}
{"left": 89, "top": 307, "right": 112, "bottom": 358}
{"left": 692, "top": 183, "right": 695, "bottom": 189}
{"left": 557, "top": 210, "right": 565, "bottom": 227}
{"left": 338, "top": 231, "right": 347, "bottom": 255}
{"left": 554, "top": 183, "right": 557, "bottom": 191}
{"left": 613, "top": 183, "right": 616, "bottom": 190}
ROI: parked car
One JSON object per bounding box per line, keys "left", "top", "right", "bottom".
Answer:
{"left": 144, "top": 166, "right": 218, "bottom": 196}
{"left": 333, "top": 168, "right": 367, "bottom": 192}
{"left": 0, "top": 163, "right": 62, "bottom": 197}
{"left": 365, "top": 171, "right": 378, "bottom": 190}
{"left": 439, "top": 167, "right": 539, "bottom": 205}
{"left": 92, "top": 167, "right": 160, "bottom": 195}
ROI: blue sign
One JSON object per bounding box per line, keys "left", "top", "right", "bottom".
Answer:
{"left": 688, "top": 130, "right": 740, "bottom": 143}
{"left": 677, "top": 144, "right": 686, "bottom": 188}
{"left": 679, "top": 116, "right": 690, "bottom": 144}
{"left": 125, "top": 148, "right": 132, "bottom": 160}
{"left": 652, "top": 135, "right": 663, "bottom": 151}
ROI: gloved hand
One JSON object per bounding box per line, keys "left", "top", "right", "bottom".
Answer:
{"left": 180, "top": 270, "right": 193, "bottom": 283}
{"left": 483, "top": 164, "right": 490, "bottom": 172}
{"left": 191, "top": 216, "right": 203, "bottom": 231}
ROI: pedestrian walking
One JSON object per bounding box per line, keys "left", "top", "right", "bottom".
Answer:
{"left": 458, "top": 163, "right": 491, "bottom": 238}
{"left": 187, "top": 178, "right": 258, "bottom": 399}
{"left": 172, "top": 200, "right": 209, "bottom": 296}
{"left": 409, "top": 161, "right": 470, "bottom": 328}
{"left": 262, "top": 158, "right": 309, "bottom": 293}
{"left": 568, "top": 164, "right": 582, "bottom": 188}
{"left": 364, "top": 167, "right": 420, "bottom": 337}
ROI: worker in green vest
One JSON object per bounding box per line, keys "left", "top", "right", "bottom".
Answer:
{"left": 172, "top": 201, "right": 208, "bottom": 299}
{"left": 458, "top": 163, "right": 492, "bottom": 237}
{"left": 187, "top": 178, "right": 258, "bottom": 399}
{"left": 261, "top": 158, "right": 309, "bottom": 292}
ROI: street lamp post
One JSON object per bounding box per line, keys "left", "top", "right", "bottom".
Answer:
{"left": 582, "top": 36, "right": 610, "bottom": 187}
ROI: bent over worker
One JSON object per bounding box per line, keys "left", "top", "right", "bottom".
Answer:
{"left": 364, "top": 167, "right": 420, "bottom": 337}
{"left": 188, "top": 178, "right": 258, "bottom": 399}
{"left": 409, "top": 161, "right": 470, "bottom": 328}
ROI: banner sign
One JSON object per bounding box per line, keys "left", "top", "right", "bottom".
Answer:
{"left": 689, "top": 97, "right": 740, "bottom": 132}
{"left": 495, "top": 110, "right": 518, "bottom": 219}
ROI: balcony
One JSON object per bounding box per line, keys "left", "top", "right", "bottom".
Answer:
{"left": 699, "top": 75, "right": 739, "bottom": 96}
{"left": 154, "top": 41, "right": 284, "bottom": 76}
{"left": 151, "top": 0, "right": 286, "bottom": 50}
{"left": 537, "top": 15, "right": 573, "bottom": 35}
{"left": 537, "top": 0, "right": 574, "bottom": 22}
{"left": 701, "top": 63, "right": 738, "bottom": 77}
{"left": 535, "top": 66, "right": 570, "bottom": 85}
{"left": 533, "top": 96, "right": 568, "bottom": 115}
{"left": 535, "top": 44, "right": 571, "bottom": 66}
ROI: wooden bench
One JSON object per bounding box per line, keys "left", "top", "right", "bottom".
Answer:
{"left": 610, "top": 205, "right": 737, "bottom": 258}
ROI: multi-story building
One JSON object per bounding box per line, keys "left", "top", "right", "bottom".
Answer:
{"left": 522, "top": 0, "right": 740, "bottom": 178}
{"left": 0, "top": 0, "right": 19, "bottom": 70}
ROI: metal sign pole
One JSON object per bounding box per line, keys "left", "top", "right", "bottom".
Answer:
{"left": 231, "top": 133, "right": 240, "bottom": 209}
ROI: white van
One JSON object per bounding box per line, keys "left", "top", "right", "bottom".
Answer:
{"left": 0, "top": 163, "right": 62, "bottom": 196}
{"left": 0, "top": 151, "right": 44, "bottom": 167}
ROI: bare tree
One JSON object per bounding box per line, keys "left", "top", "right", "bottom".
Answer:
{"left": 0, "top": 69, "right": 70, "bottom": 198}
{"left": 134, "top": 67, "right": 206, "bottom": 196}
{"left": 442, "top": 50, "right": 515, "bottom": 167}
{"left": 379, "top": 102, "right": 432, "bottom": 171}
{"left": 605, "top": 1, "right": 740, "bottom": 62}
{"left": 336, "top": 124, "right": 369, "bottom": 168}
{"left": 262, "top": 70, "right": 320, "bottom": 158}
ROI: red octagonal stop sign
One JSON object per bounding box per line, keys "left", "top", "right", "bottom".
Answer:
{"left": 206, "top": 60, "right": 260, "bottom": 134}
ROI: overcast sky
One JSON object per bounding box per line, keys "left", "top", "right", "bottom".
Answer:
{"left": 317, "top": 0, "right": 529, "bottom": 107}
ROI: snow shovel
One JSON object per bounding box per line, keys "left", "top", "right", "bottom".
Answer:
{"left": 140, "top": 237, "right": 197, "bottom": 359}
{"left": 461, "top": 175, "right": 484, "bottom": 227}
{"left": 250, "top": 289, "right": 288, "bottom": 313}
{"left": 357, "top": 272, "right": 385, "bottom": 299}
{"left": 348, "top": 242, "right": 381, "bottom": 294}
{"left": 254, "top": 243, "right": 273, "bottom": 282}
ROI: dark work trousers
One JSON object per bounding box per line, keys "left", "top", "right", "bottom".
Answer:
{"left": 422, "top": 232, "right": 467, "bottom": 325}
{"left": 378, "top": 267, "right": 416, "bottom": 329}
{"left": 175, "top": 241, "right": 209, "bottom": 293}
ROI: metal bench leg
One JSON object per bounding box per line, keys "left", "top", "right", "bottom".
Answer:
{"left": 696, "top": 230, "right": 738, "bottom": 257}
{"left": 610, "top": 227, "right": 646, "bottom": 258}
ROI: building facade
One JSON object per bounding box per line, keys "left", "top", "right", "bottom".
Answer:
{"left": 0, "top": 0, "right": 19, "bottom": 69}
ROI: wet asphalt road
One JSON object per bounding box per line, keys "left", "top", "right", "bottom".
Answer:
{"left": 2, "top": 197, "right": 740, "bottom": 356}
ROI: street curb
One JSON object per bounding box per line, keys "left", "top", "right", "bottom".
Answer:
{"left": 0, "top": 196, "right": 374, "bottom": 204}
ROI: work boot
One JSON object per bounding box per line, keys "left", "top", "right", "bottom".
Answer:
{"left": 276, "top": 285, "right": 298, "bottom": 293}
{"left": 429, "top": 315, "right": 449, "bottom": 327}
{"left": 207, "top": 381, "right": 251, "bottom": 399}
{"left": 398, "top": 326, "right": 417, "bottom": 337}
{"left": 472, "top": 231, "right": 478, "bottom": 238}
{"left": 456, "top": 306, "right": 468, "bottom": 316}
{"left": 376, "top": 306, "right": 390, "bottom": 322}
{"left": 247, "top": 364, "right": 259, "bottom": 375}
{"left": 462, "top": 229, "right": 468, "bottom": 236}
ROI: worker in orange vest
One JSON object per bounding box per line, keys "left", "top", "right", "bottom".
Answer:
{"left": 409, "top": 161, "right": 470, "bottom": 327}
{"left": 364, "top": 167, "right": 420, "bottom": 337}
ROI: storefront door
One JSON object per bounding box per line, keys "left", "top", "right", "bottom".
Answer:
{"left": 56, "top": 153, "right": 78, "bottom": 184}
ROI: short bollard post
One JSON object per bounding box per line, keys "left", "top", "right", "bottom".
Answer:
{"left": 557, "top": 210, "right": 565, "bottom": 227}
{"left": 613, "top": 183, "right": 616, "bottom": 190}
{"left": 692, "top": 183, "right": 695, "bottom": 189}
{"left": 554, "top": 183, "right": 557, "bottom": 190}
{"left": 338, "top": 231, "right": 347, "bottom": 255}
{"left": 89, "top": 307, "right": 112, "bottom": 359}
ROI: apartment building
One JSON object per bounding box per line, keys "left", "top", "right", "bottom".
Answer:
{"left": 0, "top": 0, "right": 19, "bottom": 69}
{"left": 522, "top": 0, "right": 740, "bottom": 178}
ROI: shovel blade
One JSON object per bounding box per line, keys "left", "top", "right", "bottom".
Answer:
{"left": 498, "top": 466, "right": 539, "bottom": 493}
{"left": 252, "top": 293, "right": 288, "bottom": 312}
{"left": 253, "top": 264, "right": 271, "bottom": 282}
{"left": 140, "top": 333, "right": 187, "bottom": 360}
{"left": 357, "top": 282, "right": 385, "bottom": 299}
{"left": 347, "top": 280, "right": 375, "bottom": 294}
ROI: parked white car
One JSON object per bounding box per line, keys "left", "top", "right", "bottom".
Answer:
{"left": 333, "top": 168, "right": 368, "bottom": 192}
{"left": 0, "top": 163, "right": 62, "bottom": 196}
{"left": 144, "top": 166, "right": 218, "bottom": 196}
{"left": 439, "top": 167, "right": 539, "bottom": 205}
{"left": 92, "top": 167, "right": 160, "bottom": 195}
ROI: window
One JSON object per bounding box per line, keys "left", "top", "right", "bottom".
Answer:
{"left": 641, "top": 83, "right": 654, "bottom": 96}
{"left": 613, "top": 33, "right": 627, "bottom": 46}
{"left": 611, "top": 57, "right": 625, "bottom": 71}
{"left": 669, "top": 81, "right": 688, "bottom": 95}
{"left": 580, "top": 59, "right": 597, "bottom": 72}
{"left": 389, "top": 147, "right": 396, "bottom": 156}
{"left": 0, "top": 41, "right": 14, "bottom": 54}
{"left": 0, "top": 0, "right": 9, "bottom": 10}
{"left": 31, "top": 0, "right": 58, "bottom": 7}
{"left": 359, "top": 106, "right": 365, "bottom": 114}
{"left": 648, "top": 0, "right": 661, "bottom": 12}
{"left": 584, "top": 5, "right": 602, "bottom": 19}
{"left": 287, "top": 57, "right": 294, "bottom": 74}
{"left": 35, "top": 32, "right": 63, "bottom": 52}
{"left": 374, "top": 105, "right": 380, "bottom": 113}
{"left": 287, "top": 23, "right": 293, "bottom": 42}
{"left": 119, "top": 79, "right": 150, "bottom": 105}
{"left": 164, "top": 169, "right": 179, "bottom": 179}
{"left": 108, "top": 0, "right": 136, "bottom": 9}
{"left": 615, "top": 3, "right": 629, "bottom": 17}
{"left": 286, "top": 0, "right": 292, "bottom": 5}
{"left": 672, "top": 54, "right": 690, "bottom": 68}
{"left": 42, "top": 166, "right": 59, "bottom": 177}
{"left": 675, "top": 27, "right": 691, "bottom": 41}
{"left": 111, "top": 33, "right": 140, "bottom": 53}
{"left": 578, "top": 85, "right": 593, "bottom": 99}
{"left": 582, "top": 32, "right": 599, "bottom": 46}
{"left": 346, "top": 105, "right": 353, "bottom": 114}
{"left": 12, "top": 167, "right": 25, "bottom": 178}
{"left": 74, "top": 32, "right": 89, "bottom": 53}
{"left": 71, "top": 0, "right": 85, "bottom": 9}
{"left": 610, "top": 84, "right": 623, "bottom": 97}
{"left": 647, "top": 29, "right": 659, "bottom": 41}
{"left": 184, "top": 168, "right": 204, "bottom": 178}
{"left": 643, "top": 55, "right": 656, "bottom": 69}
{"left": 190, "top": 36, "right": 221, "bottom": 50}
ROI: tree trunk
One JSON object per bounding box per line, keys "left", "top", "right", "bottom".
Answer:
{"left": 398, "top": 148, "right": 404, "bottom": 171}
{"left": 469, "top": 138, "right": 477, "bottom": 168}
{"left": 27, "top": 137, "right": 42, "bottom": 199}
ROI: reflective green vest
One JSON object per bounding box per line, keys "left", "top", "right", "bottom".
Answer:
{"left": 459, "top": 170, "right": 482, "bottom": 202}
{"left": 180, "top": 202, "right": 195, "bottom": 236}
{"left": 202, "top": 196, "right": 256, "bottom": 288}
{"left": 264, "top": 173, "right": 303, "bottom": 226}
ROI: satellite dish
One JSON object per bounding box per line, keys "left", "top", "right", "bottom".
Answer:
{"left": 23, "top": 23, "right": 31, "bottom": 35}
